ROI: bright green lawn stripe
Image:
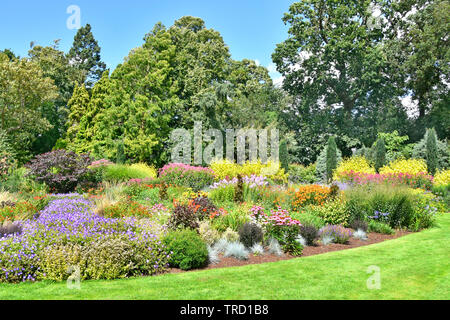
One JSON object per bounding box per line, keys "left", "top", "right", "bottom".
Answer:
{"left": 0, "top": 214, "right": 448, "bottom": 300}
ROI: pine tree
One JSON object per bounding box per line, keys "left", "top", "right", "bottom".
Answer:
{"left": 374, "top": 138, "right": 386, "bottom": 173}
{"left": 279, "top": 139, "right": 289, "bottom": 173}
{"left": 68, "top": 24, "right": 106, "bottom": 87}
{"left": 326, "top": 136, "right": 337, "bottom": 183}
{"left": 66, "top": 84, "right": 90, "bottom": 146}
{"left": 426, "top": 128, "right": 438, "bottom": 175}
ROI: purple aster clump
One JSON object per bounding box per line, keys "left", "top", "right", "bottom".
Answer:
{"left": 319, "top": 225, "right": 353, "bottom": 244}
{"left": 210, "top": 175, "right": 268, "bottom": 190}
{"left": 0, "top": 194, "right": 170, "bottom": 283}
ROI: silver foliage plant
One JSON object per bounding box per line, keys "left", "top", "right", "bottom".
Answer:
{"left": 207, "top": 245, "right": 221, "bottom": 265}
{"left": 353, "top": 229, "right": 368, "bottom": 241}
{"left": 321, "top": 235, "right": 334, "bottom": 245}
{"left": 267, "top": 238, "right": 283, "bottom": 256}
{"left": 251, "top": 243, "right": 265, "bottom": 255}
{"left": 224, "top": 242, "right": 249, "bottom": 260}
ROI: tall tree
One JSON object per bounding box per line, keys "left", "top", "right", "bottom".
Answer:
{"left": 68, "top": 24, "right": 106, "bottom": 87}
{"left": 272, "top": 0, "right": 403, "bottom": 146}
{"left": 326, "top": 136, "right": 338, "bottom": 183}
{"left": 28, "top": 41, "right": 79, "bottom": 154}
{"left": 0, "top": 53, "right": 58, "bottom": 162}
{"left": 66, "top": 84, "right": 90, "bottom": 145}
{"left": 385, "top": 0, "right": 449, "bottom": 139}
{"left": 374, "top": 137, "right": 386, "bottom": 173}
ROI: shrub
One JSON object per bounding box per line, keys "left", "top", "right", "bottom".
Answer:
{"left": 102, "top": 201, "right": 151, "bottom": 219}
{"left": 238, "top": 223, "right": 264, "bottom": 248}
{"left": 326, "top": 137, "right": 338, "bottom": 182}
{"left": 265, "top": 208, "right": 303, "bottom": 256}
{"left": 368, "top": 220, "right": 395, "bottom": 235}
{"left": 189, "top": 196, "right": 217, "bottom": 220}
{"left": 209, "top": 184, "right": 235, "bottom": 204}
{"left": 335, "top": 171, "right": 433, "bottom": 190}
{"left": 434, "top": 169, "right": 450, "bottom": 187}
{"left": 198, "top": 220, "right": 221, "bottom": 245}
{"left": 290, "top": 212, "right": 326, "bottom": 229}
{"left": 209, "top": 159, "right": 288, "bottom": 184}
{"left": 374, "top": 138, "right": 386, "bottom": 173}
{"left": 292, "top": 185, "right": 331, "bottom": 210}
{"left": 288, "top": 164, "right": 318, "bottom": 184}
{"left": 379, "top": 158, "right": 428, "bottom": 175}
{"left": 159, "top": 163, "right": 215, "bottom": 191}
{"left": 224, "top": 242, "right": 249, "bottom": 260}
{"left": 234, "top": 174, "right": 244, "bottom": 203}
{"left": 316, "top": 145, "right": 342, "bottom": 182}
{"left": 213, "top": 203, "right": 250, "bottom": 232}
{"left": 279, "top": 140, "right": 289, "bottom": 173}
{"left": 299, "top": 224, "right": 319, "bottom": 246}
{"left": 303, "top": 198, "right": 350, "bottom": 226}
{"left": 26, "top": 150, "right": 92, "bottom": 193}
{"left": 167, "top": 204, "right": 199, "bottom": 230}
{"left": 0, "top": 201, "right": 38, "bottom": 224}
{"left": 103, "top": 164, "right": 156, "bottom": 182}
{"left": 267, "top": 238, "right": 283, "bottom": 256}
{"left": 349, "top": 220, "right": 368, "bottom": 232}
{"left": 163, "top": 229, "right": 208, "bottom": 270}
{"left": 319, "top": 225, "right": 353, "bottom": 244}
{"left": 222, "top": 228, "right": 240, "bottom": 242}
{"left": 344, "top": 185, "right": 435, "bottom": 230}
{"left": 333, "top": 156, "right": 375, "bottom": 181}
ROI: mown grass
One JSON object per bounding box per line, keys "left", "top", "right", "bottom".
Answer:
{"left": 0, "top": 214, "right": 448, "bottom": 300}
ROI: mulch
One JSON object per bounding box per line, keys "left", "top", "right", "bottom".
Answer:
{"left": 166, "top": 230, "right": 411, "bottom": 274}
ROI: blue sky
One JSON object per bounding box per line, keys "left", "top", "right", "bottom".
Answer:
{"left": 0, "top": 0, "right": 295, "bottom": 80}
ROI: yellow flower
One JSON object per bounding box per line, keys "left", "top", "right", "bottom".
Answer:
{"left": 380, "top": 158, "right": 427, "bottom": 175}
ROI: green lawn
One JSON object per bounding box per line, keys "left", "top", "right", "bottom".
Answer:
{"left": 1, "top": 214, "right": 449, "bottom": 300}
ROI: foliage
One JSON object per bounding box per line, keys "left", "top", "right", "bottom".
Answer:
{"left": 210, "top": 159, "right": 288, "bottom": 184}
{"left": 159, "top": 163, "right": 215, "bottom": 191}
{"left": 198, "top": 221, "right": 221, "bottom": 246}
{"left": 374, "top": 138, "right": 386, "bottom": 173}
{"left": 238, "top": 223, "right": 263, "bottom": 248}
{"left": 101, "top": 201, "right": 151, "bottom": 219}
{"left": 26, "top": 150, "right": 91, "bottom": 193}
{"left": 412, "top": 129, "right": 450, "bottom": 170}
{"left": 303, "top": 198, "right": 350, "bottom": 227}
{"left": 0, "top": 196, "right": 169, "bottom": 283}
{"left": 167, "top": 204, "right": 199, "bottom": 231}
{"left": 292, "top": 185, "right": 331, "bottom": 210}
{"left": 335, "top": 171, "right": 433, "bottom": 190}
{"left": 299, "top": 224, "right": 319, "bottom": 246}
{"left": 67, "top": 24, "right": 106, "bottom": 86}
{"left": 288, "top": 164, "right": 318, "bottom": 184}
{"left": 326, "top": 137, "right": 338, "bottom": 183}
{"left": 0, "top": 222, "right": 22, "bottom": 238}
{"left": 0, "top": 201, "right": 39, "bottom": 224}
{"left": 279, "top": 139, "right": 289, "bottom": 173}
{"left": 333, "top": 156, "right": 375, "bottom": 181}
{"left": 426, "top": 128, "right": 439, "bottom": 176}
{"left": 349, "top": 220, "right": 368, "bottom": 232}
{"left": 319, "top": 225, "right": 353, "bottom": 244}
{"left": 163, "top": 229, "right": 208, "bottom": 271}
{"left": 380, "top": 158, "right": 428, "bottom": 175}
{"left": 352, "top": 229, "right": 368, "bottom": 241}
{"left": 267, "top": 238, "right": 283, "bottom": 256}
{"left": 434, "top": 169, "right": 450, "bottom": 187}
{"left": 189, "top": 196, "right": 218, "bottom": 220}
{"left": 234, "top": 175, "right": 244, "bottom": 203}
{"left": 367, "top": 220, "right": 395, "bottom": 235}
{"left": 103, "top": 164, "right": 157, "bottom": 183}
{"left": 209, "top": 184, "right": 235, "bottom": 204}
{"left": 0, "top": 54, "right": 58, "bottom": 162}
{"left": 213, "top": 204, "right": 250, "bottom": 232}
{"left": 316, "top": 144, "right": 342, "bottom": 182}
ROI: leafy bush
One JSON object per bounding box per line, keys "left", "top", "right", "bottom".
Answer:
{"left": 238, "top": 223, "right": 264, "bottom": 248}
{"left": 303, "top": 198, "right": 350, "bottom": 226}
{"left": 292, "top": 184, "right": 331, "bottom": 210}
{"left": 299, "top": 224, "right": 319, "bottom": 246}
{"left": 159, "top": 163, "right": 215, "bottom": 191}
{"left": 102, "top": 201, "right": 151, "bottom": 218}
{"left": 319, "top": 225, "right": 353, "bottom": 244}
{"left": 434, "top": 169, "right": 450, "bottom": 187}
{"left": 290, "top": 212, "right": 326, "bottom": 229}
{"left": 103, "top": 164, "right": 156, "bottom": 182}
{"left": 198, "top": 220, "right": 221, "bottom": 245}
{"left": 349, "top": 220, "right": 368, "bottom": 232}
{"left": 209, "top": 159, "right": 288, "bottom": 184}
{"left": 222, "top": 228, "right": 240, "bottom": 242}
{"left": 167, "top": 204, "right": 199, "bottom": 230}
{"left": 213, "top": 203, "right": 250, "bottom": 232}
{"left": 333, "top": 156, "right": 375, "bottom": 181}
{"left": 189, "top": 196, "right": 217, "bottom": 220}
{"left": 26, "top": 150, "right": 92, "bottom": 193}
{"left": 367, "top": 220, "right": 395, "bottom": 235}
{"left": 265, "top": 208, "right": 303, "bottom": 256}
{"left": 380, "top": 158, "right": 428, "bottom": 175}
{"left": 163, "top": 229, "right": 208, "bottom": 270}
{"left": 209, "top": 184, "right": 235, "bottom": 204}
{"left": 288, "top": 164, "right": 318, "bottom": 184}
